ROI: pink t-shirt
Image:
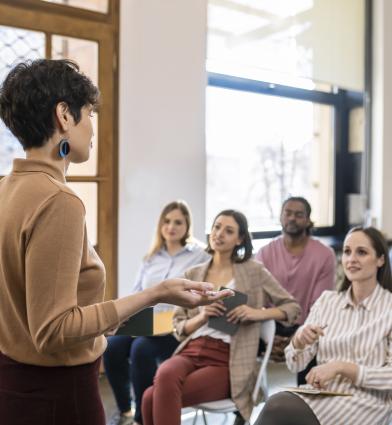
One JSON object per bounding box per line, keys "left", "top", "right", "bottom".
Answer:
{"left": 255, "top": 237, "right": 336, "bottom": 324}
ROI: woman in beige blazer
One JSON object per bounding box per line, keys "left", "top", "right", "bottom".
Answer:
{"left": 142, "top": 209, "right": 301, "bottom": 425}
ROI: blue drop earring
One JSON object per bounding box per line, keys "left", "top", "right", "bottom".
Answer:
{"left": 58, "top": 139, "right": 70, "bottom": 158}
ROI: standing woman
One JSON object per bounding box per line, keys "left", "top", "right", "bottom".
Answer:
{"left": 142, "top": 210, "right": 301, "bottom": 425}
{"left": 104, "top": 200, "right": 210, "bottom": 425}
{"left": 255, "top": 226, "right": 392, "bottom": 425}
{"left": 0, "top": 59, "right": 230, "bottom": 425}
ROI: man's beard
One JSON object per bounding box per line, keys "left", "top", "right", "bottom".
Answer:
{"left": 283, "top": 224, "right": 306, "bottom": 237}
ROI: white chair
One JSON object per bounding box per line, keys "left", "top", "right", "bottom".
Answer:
{"left": 191, "top": 320, "right": 276, "bottom": 425}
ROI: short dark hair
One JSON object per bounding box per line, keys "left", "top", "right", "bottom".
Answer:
{"left": 281, "top": 196, "right": 314, "bottom": 235}
{"left": 339, "top": 226, "right": 392, "bottom": 293}
{"left": 0, "top": 59, "right": 99, "bottom": 150}
{"left": 206, "top": 209, "right": 253, "bottom": 263}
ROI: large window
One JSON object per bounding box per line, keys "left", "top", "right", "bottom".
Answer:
{"left": 0, "top": 0, "right": 119, "bottom": 298}
{"left": 206, "top": 82, "right": 334, "bottom": 233}
{"left": 206, "top": 0, "right": 365, "bottom": 236}
{"left": 207, "top": 0, "right": 364, "bottom": 91}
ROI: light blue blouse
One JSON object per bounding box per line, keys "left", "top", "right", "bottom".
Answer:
{"left": 131, "top": 243, "right": 211, "bottom": 311}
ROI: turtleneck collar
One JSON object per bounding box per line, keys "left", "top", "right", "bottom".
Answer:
{"left": 12, "top": 158, "right": 66, "bottom": 183}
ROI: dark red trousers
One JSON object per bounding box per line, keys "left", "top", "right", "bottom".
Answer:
{"left": 142, "top": 336, "right": 230, "bottom": 425}
{"left": 0, "top": 352, "right": 105, "bottom": 425}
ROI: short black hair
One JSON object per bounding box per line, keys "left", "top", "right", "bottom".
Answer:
{"left": 206, "top": 209, "right": 253, "bottom": 263}
{"left": 282, "top": 196, "right": 312, "bottom": 217}
{"left": 281, "top": 196, "right": 314, "bottom": 235}
{"left": 0, "top": 59, "right": 99, "bottom": 150}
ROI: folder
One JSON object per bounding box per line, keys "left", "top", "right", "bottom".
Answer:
{"left": 115, "top": 308, "right": 174, "bottom": 336}
{"left": 283, "top": 387, "right": 353, "bottom": 396}
{"left": 208, "top": 288, "right": 248, "bottom": 335}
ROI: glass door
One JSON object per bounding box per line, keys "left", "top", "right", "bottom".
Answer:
{"left": 0, "top": 0, "right": 119, "bottom": 299}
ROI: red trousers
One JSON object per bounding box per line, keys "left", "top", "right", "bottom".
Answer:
{"left": 142, "top": 336, "right": 230, "bottom": 425}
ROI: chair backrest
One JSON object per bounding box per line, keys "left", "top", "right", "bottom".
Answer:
{"left": 252, "top": 319, "right": 276, "bottom": 404}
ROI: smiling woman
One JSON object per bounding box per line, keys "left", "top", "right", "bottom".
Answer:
{"left": 340, "top": 227, "right": 392, "bottom": 292}
{"left": 161, "top": 209, "right": 188, "bottom": 245}
{"left": 142, "top": 209, "right": 301, "bottom": 425}
{"left": 255, "top": 227, "right": 392, "bottom": 425}
{"left": 103, "top": 200, "right": 212, "bottom": 425}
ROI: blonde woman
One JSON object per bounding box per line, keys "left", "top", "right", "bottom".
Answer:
{"left": 104, "top": 201, "right": 210, "bottom": 425}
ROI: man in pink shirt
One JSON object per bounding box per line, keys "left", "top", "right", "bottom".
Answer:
{"left": 255, "top": 196, "right": 336, "bottom": 383}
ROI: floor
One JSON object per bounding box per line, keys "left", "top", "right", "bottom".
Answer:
{"left": 99, "top": 361, "right": 296, "bottom": 425}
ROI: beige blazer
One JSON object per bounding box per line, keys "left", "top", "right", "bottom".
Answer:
{"left": 173, "top": 259, "right": 301, "bottom": 420}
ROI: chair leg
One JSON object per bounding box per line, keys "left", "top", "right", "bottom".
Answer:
{"left": 202, "top": 410, "right": 209, "bottom": 425}
{"left": 221, "top": 412, "right": 229, "bottom": 424}
{"left": 192, "top": 409, "right": 199, "bottom": 425}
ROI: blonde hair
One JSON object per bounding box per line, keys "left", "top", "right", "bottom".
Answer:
{"left": 145, "top": 200, "right": 193, "bottom": 259}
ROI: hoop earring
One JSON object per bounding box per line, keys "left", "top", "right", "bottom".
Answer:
{"left": 58, "top": 139, "right": 70, "bottom": 158}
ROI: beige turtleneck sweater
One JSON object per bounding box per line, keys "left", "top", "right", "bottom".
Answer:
{"left": 0, "top": 158, "right": 119, "bottom": 366}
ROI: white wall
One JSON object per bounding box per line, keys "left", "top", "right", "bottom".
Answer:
{"left": 117, "top": 0, "right": 392, "bottom": 296}
{"left": 310, "top": 0, "right": 364, "bottom": 91}
{"left": 118, "top": 0, "right": 208, "bottom": 296}
{"left": 370, "top": 0, "right": 392, "bottom": 237}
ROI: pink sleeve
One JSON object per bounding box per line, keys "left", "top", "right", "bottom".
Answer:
{"left": 255, "top": 247, "right": 264, "bottom": 263}
{"left": 310, "top": 249, "right": 336, "bottom": 306}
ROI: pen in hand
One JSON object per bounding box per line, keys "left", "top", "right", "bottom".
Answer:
{"left": 317, "top": 324, "right": 328, "bottom": 339}
{"left": 293, "top": 323, "right": 328, "bottom": 349}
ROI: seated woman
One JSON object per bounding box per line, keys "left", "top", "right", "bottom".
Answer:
{"left": 104, "top": 200, "right": 210, "bottom": 425}
{"left": 141, "top": 209, "right": 301, "bottom": 425}
{"left": 255, "top": 226, "right": 392, "bottom": 425}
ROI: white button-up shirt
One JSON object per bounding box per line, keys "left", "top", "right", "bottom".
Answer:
{"left": 285, "top": 284, "right": 392, "bottom": 425}
{"left": 131, "top": 243, "right": 211, "bottom": 312}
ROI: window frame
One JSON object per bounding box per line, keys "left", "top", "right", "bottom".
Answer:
{"left": 0, "top": 0, "right": 115, "bottom": 21}
{"left": 0, "top": 0, "right": 119, "bottom": 299}
{"left": 207, "top": 72, "right": 364, "bottom": 240}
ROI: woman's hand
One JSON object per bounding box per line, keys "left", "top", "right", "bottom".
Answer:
{"left": 151, "top": 278, "right": 233, "bottom": 309}
{"left": 226, "top": 305, "right": 261, "bottom": 324}
{"left": 183, "top": 300, "right": 227, "bottom": 335}
{"left": 200, "top": 301, "right": 226, "bottom": 321}
{"left": 306, "top": 361, "right": 358, "bottom": 389}
{"left": 292, "top": 324, "right": 325, "bottom": 350}
{"left": 306, "top": 362, "right": 341, "bottom": 389}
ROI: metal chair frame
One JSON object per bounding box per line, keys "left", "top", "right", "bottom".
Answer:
{"left": 191, "top": 320, "right": 276, "bottom": 425}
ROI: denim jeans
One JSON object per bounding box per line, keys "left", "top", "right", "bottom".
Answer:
{"left": 103, "top": 334, "right": 179, "bottom": 424}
